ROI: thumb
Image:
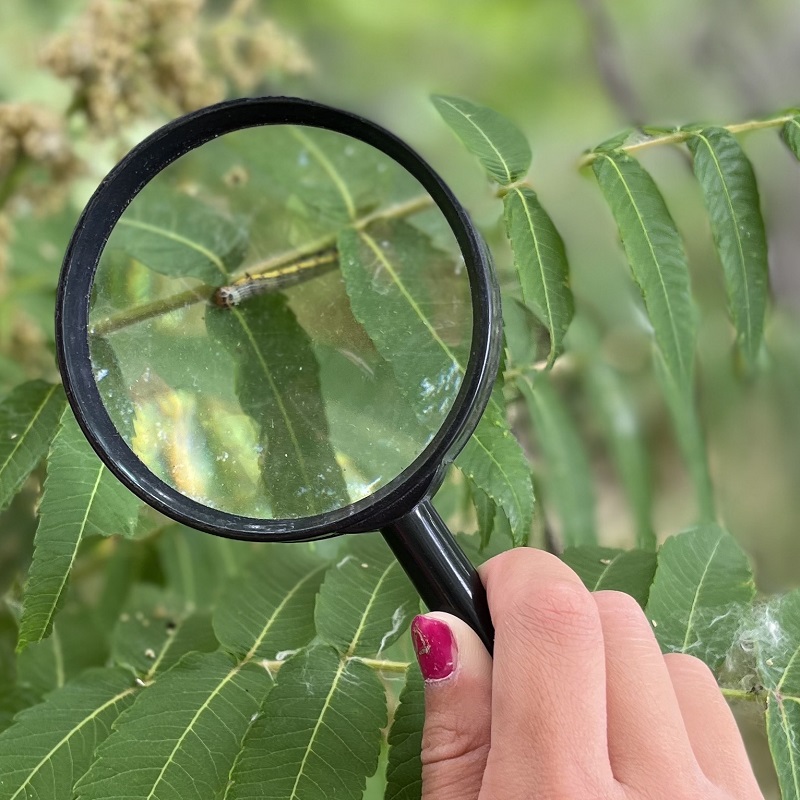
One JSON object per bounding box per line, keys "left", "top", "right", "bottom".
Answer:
{"left": 410, "top": 612, "right": 493, "bottom": 800}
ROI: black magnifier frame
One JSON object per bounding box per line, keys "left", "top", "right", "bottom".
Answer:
{"left": 56, "top": 96, "right": 500, "bottom": 651}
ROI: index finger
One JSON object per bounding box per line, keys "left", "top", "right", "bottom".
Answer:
{"left": 478, "top": 548, "right": 614, "bottom": 798}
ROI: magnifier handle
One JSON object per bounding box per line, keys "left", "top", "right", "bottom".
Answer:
{"left": 381, "top": 498, "right": 494, "bottom": 655}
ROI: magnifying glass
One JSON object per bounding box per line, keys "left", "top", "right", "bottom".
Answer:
{"left": 56, "top": 97, "right": 500, "bottom": 653}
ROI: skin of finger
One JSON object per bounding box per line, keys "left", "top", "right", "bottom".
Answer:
{"left": 593, "top": 590, "right": 709, "bottom": 793}
{"left": 664, "top": 653, "right": 765, "bottom": 799}
{"left": 418, "top": 611, "right": 493, "bottom": 800}
{"left": 477, "top": 549, "right": 616, "bottom": 798}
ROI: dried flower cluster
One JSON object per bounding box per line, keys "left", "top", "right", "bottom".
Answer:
{"left": 40, "top": 0, "right": 314, "bottom": 135}
{"left": 41, "top": 0, "right": 223, "bottom": 134}
{"left": 212, "top": 17, "right": 313, "bottom": 92}
{"left": 0, "top": 102, "right": 82, "bottom": 211}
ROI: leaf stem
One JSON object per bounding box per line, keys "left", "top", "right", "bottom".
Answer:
{"left": 90, "top": 193, "right": 435, "bottom": 336}
{"left": 351, "top": 657, "right": 410, "bottom": 673}
{"left": 578, "top": 113, "right": 797, "bottom": 168}
{"left": 720, "top": 686, "right": 766, "bottom": 703}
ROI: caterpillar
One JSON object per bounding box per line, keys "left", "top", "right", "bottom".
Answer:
{"left": 212, "top": 249, "right": 339, "bottom": 308}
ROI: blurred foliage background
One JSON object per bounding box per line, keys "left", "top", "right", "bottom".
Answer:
{"left": 1, "top": 2, "right": 799, "bottom": 795}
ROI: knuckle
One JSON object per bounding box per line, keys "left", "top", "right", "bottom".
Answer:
{"left": 421, "top": 713, "right": 489, "bottom": 770}
{"left": 498, "top": 578, "right": 600, "bottom": 652}
{"left": 594, "top": 588, "right": 644, "bottom": 617}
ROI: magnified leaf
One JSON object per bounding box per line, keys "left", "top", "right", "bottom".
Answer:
{"left": 338, "top": 221, "right": 534, "bottom": 544}
{"left": 18, "top": 411, "right": 141, "bottom": 650}
{"left": 561, "top": 546, "right": 657, "bottom": 608}
{"left": 592, "top": 151, "right": 696, "bottom": 400}
{"left": 108, "top": 193, "right": 248, "bottom": 284}
{"left": 686, "top": 128, "right": 769, "bottom": 372}
{"left": 432, "top": 95, "right": 531, "bottom": 185}
{"left": 645, "top": 524, "right": 755, "bottom": 671}
{"left": 0, "top": 380, "right": 65, "bottom": 513}
{"left": 503, "top": 186, "right": 574, "bottom": 365}
{"left": 519, "top": 374, "right": 596, "bottom": 547}
{"left": 315, "top": 535, "right": 418, "bottom": 658}
{"left": 227, "top": 646, "right": 386, "bottom": 800}
{"left": 206, "top": 294, "right": 349, "bottom": 518}
{"left": 0, "top": 667, "right": 137, "bottom": 800}
{"left": 386, "top": 664, "right": 424, "bottom": 800}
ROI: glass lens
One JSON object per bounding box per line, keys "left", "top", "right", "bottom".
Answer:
{"left": 89, "top": 125, "right": 473, "bottom": 520}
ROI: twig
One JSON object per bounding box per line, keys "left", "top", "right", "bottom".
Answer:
{"left": 578, "top": 113, "right": 797, "bottom": 168}
{"left": 90, "top": 193, "right": 434, "bottom": 336}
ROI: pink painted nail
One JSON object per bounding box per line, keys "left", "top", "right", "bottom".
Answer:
{"left": 411, "top": 615, "right": 456, "bottom": 681}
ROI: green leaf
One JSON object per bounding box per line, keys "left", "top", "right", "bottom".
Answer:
{"left": 0, "top": 381, "right": 65, "bottom": 512}
{"left": 214, "top": 545, "right": 327, "bottom": 661}
{"left": 17, "top": 608, "right": 110, "bottom": 698}
{"left": 109, "top": 192, "right": 248, "bottom": 284}
{"left": 645, "top": 524, "right": 755, "bottom": 671}
{"left": 503, "top": 187, "right": 574, "bottom": 365}
{"left": 561, "top": 546, "right": 657, "bottom": 608}
{"left": 338, "top": 222, "right": 534, "bottom": 544}
{"left": 110, "top": 585, "right": 217, "bottom": 679}
{"left": 315, "top": 535, "right": 418, "bottom": 657}
{"left": 780, "top": 115, "right": 800, "bottom": 160}
{"left": 592, "top": 151, "right": 696, "bottom": 399}
{"left": 156, "top": 524, "right": 254, "bottom": 611}
{"left": 18, "top": 411, "right": 141, "bottom": 649}
{"left": 767, "top": 694, "right": 800, "bottom": 800}
{"left": 77, "top": 548, "right": 324, "bottom": 800}
{"left": 456, "top": 416, "right": 534, "bottom": 547}
{"left": 76, "top": 652, "right": 268, "bottom": 800}
{"left": 518, "top": 374, "right": 596, "bottom": 546}
{"left": 227, "top": 646, "right": 387, "bottom": 800}
{"left": 386, "top": 665, "right": 424, "bottom": 800}
{"left": 206, "top": 294, "right": 349, "bottom": 518}
{"left": 0, "top": 667, "right": 137, "bottom": 800}
{"left": 431, "top": 95, "right": 531, "bottom": 185}
{"left": 584, "top": 357, "right": 655, "bottom": 550}
{"left": 470, "top": 484, "right": 496, "bottom": 551}
{"left": 686, "top": 128, "right": 769, "bottom": 371}
{"left": 653, "top": 350, "right": 716, "bottom": 522}
{"left": 590, "top": 128, "right": 638, "bottom": 153}
{"left": 749, "top": 591, "right": 800, "bottom": 800}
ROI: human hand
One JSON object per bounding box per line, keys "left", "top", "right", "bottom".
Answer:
{"left": 410, "top": 548, "right": 764, "bottom": 799}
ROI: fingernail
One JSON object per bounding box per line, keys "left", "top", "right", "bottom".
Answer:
{"left": 411, "top": 615, "right": 456, "bottom": 681}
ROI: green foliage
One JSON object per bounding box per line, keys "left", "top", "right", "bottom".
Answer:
{"left": 0, "top": 8, "right": 798, "bottom": 792}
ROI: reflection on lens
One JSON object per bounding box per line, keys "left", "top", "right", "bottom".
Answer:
{"left": 89, "top": 125, "right": 473, "bottom": 520}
